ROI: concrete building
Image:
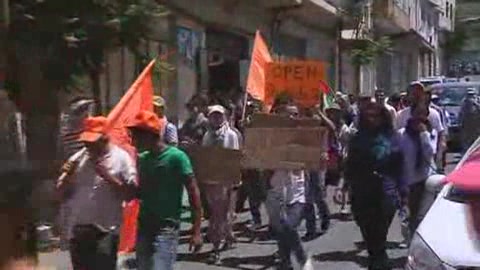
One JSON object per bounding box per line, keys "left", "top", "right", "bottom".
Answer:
{"left": 448, "top": 0, "right": 480, "bottom": 78}
{"left": 437, "top": 0, "right": 457, "bottom": 74}
{"left": 374, "top": 0, "right": 455, "bottom": 94}
{"left": 95, "top": 0, "right": 341, "bottom": 125}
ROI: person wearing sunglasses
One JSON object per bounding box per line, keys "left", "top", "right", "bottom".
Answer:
{"left": 345, "top": 101, "right": 406, "bottom": 270}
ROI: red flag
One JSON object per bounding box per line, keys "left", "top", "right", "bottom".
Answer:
{"left": 246, "top": 30, "right": 272, "bottom": 102}
{"left": 106, "top": 60, "right": 155, "bottom": 253}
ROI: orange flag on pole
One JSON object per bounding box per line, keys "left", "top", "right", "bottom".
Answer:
{"left": 106, "top": 60, "right": 155, "bottom": 253}
{"left": 246, "top": 30, "right": 272, "bottom": 102}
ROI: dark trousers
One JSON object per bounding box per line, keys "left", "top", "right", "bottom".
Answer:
{"left": 69, "top": 224, "right": 119, "bottom": 270}
{"left": 200, "top": 185, "right": 210, "bottom": 219}
{"left": 238, "top": 170, "right": 266, "bottom": 224}
{"left": 408, "top": 181, "right": 426, "bottom": 233}
{"left": 277, "top": 203, "right": 307, "bottom": 265}
{"left": 245, "top": 177, "right": 267, "bottom": 224}
{"left": 353, "top": 199, "right": 395, "bottom": 270}
{"left": 305, "top": 171, "right": 330, "bottom": 234}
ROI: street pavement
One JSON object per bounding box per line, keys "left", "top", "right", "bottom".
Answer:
{"left": 38, "top": 154, "right": 461, "bottom": 270}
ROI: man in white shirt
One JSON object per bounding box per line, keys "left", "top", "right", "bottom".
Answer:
{"left": 396, "top": 82, "right": 445, "bottom": 156}
{"left": 58, "top": 116, "right": 137, "bottom": 270}
{"left": 265, "top": 104, "right": 313, "bottom": 270}
{"left": 375, "top": 89, "right": 397, "bottom": 123}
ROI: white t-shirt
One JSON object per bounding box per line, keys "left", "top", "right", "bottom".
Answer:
{"left": 60, "top": 144, "right": 137, "bottom": 241}
{"left": 385, "top": 103, "right": 398, "bottom": 123}
{"left": 270, "top": 169, "right": 306, "bottom": 205}
{"left": 396, "top": 107, "right": 445, "bottom": 135}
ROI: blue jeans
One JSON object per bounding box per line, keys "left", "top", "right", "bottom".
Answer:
{"left": 305, "top": 171, "right": 330, "bottom": 234}
{"left": 136, "top": 226, "right": 179, "bottom": 270}
{"left": 277, "top": 203, "right": 307, "bottom": 265}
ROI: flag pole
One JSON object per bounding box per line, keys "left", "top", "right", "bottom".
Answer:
{"left": 241, "top": 90, "right": 248, "bottom": 121}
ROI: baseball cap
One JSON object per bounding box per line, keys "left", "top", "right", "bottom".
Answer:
{"left": 325, "top": 103, "right": 342, "bottom": 111}
{"left": 78, "top": 116, "right": 108, "bottom": 142}
{"left": 208, "top": 105, "right": 226, "bottom": 116}
{"left": 409, "top": 81, "right": 428, "bottom": 92}
{"left": 127, "top": 110, "right": 162, "bottom": 134}
{"left": 153, "top": 95, "right": 166, "bottom": 108}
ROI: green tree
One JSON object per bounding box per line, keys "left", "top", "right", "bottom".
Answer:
{"left": 5, "top": 0, "right": 167, "bottom": 163}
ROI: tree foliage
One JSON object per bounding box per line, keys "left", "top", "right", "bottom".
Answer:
{"left": 351, "top": 36, "right": 392, "bottom": 66}
{"left": 6, "top": 0, "right": 168, "bottom": 106}
{"left": 342, "top": 0, "right": 392, "bottom": 66}
{"left": 444, "top": 23, "right": 467, "bottom": 58}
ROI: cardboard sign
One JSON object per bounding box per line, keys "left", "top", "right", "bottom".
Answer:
{"left": 243, "top": 114, "right": 328, "bottom": 170}
{"left": 265, "top": 61, "right": 326, "bottom": 107}
{"left": 243, "top": 127, "right": 328, "bottom": 170}
{"left": 185, "top": 145, "right": 242, "bottom": 184}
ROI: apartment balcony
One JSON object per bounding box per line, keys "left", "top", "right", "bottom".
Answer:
{"left": 373, "top": 0, "right": 410, "bottom": 35}
{"left": 259, "top": 0, "right": 340, "bottom": 30}
{"left": 427, "top": 0, "right": 442, "bottom": 8}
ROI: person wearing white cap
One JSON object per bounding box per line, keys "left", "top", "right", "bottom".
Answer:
{"left": 202, "top": 104, "right": 241, "bottom": 264}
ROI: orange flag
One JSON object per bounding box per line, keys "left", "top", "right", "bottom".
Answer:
{"left": 106, "top": 60, "right": 155, "bottom": 253}
{"left": 246, "top": 30, "right": 272, "bottom": 102}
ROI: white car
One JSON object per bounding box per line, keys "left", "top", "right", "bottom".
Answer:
{"left": 406, "top": 139, "right": 480, "bottom": 269}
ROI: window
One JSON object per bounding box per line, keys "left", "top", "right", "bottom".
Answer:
{"left": 446, "top": 1, "right": 450, "bottom": 18}
{"left": 450, "top": 3, "right": 454, "bottom": 20}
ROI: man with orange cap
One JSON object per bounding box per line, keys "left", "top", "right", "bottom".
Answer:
{"left": 58, "top": 116, "right": 137, "bottom": 270}
{"left": 127, "top": 110, "right": 203, "bottom": 270}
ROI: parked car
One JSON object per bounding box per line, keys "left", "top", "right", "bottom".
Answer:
{"left": 429, "top": 82, "right": 480, "bottom": 151}
{"left": 418, "top": 76, "right": 446, "bottom": 88}
{"left": 406, "top": 138, "right": 480, "bottom": 269}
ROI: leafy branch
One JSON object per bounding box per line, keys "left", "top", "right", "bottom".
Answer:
{"left": 351, "top": 36, "right": 392, "bottom": 66}
{"left": 6, "top": 0, "right": 169, "bottom": 107}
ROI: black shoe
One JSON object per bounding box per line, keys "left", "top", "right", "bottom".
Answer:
{"left": 277, "top": 260, "right": 293, "bottom": 270}
{"left": 321, "top": 218, "right": 331, "bottom": 233}
{"left": 207, "top": 252, "right": 221, "bottom": 265}
{"left": 302, "top": 232, "right": 319, "bottom": 242}
{"left": 368, "top": 254, "right": 391, "bottom": 270}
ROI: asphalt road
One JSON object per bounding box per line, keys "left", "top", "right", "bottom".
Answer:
{"left": 39, "top": 154, "right": 462, "bottom": 270}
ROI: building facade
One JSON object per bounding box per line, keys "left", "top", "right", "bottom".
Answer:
{"left": 374, "top": 0, "right": 455, "bottom": 94}
{"left": 449, "top": 0, "right": 480, "bottom": 78}
{"left": 96, "top": 0, "right": 341, "bottom": 124}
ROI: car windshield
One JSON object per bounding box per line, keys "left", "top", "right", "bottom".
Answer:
{"left": 446, "top": 187, "right": 480, "bottom": 203}
{"left": 434, "top": 86, "right": 476, "bottom": 106}
{"left": 421, "top": 81, "right": 441, "bottom": 88}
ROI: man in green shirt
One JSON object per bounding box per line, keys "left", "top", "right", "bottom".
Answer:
{"left": 127, "top": 110, "right": 203, "bottom": 270}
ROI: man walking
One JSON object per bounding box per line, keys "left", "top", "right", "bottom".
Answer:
{"left": 266, "top": 104, "right": 313, "bottom": 270}
{"left": 459, "top": 89, "right": 480, "bottom": 153}
{"left": 375, "top": 89, "right": 397, "bottom": 123}
{"left": 202, "top": 105, "right": 241, "bottom": 264}
{"left": 153, "top": 96, "right": 178, "bottom": 146}
{"left": 127, "top": 110, "right": 203, "bottom": 270}
{"left": 58, "top": 116, "right": 137, "bottom": 270}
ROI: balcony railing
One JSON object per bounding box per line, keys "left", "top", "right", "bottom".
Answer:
{"left": 373, "top": 0, "right": 410, "bottom": 34}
